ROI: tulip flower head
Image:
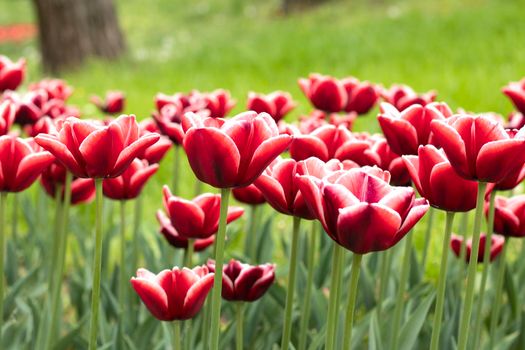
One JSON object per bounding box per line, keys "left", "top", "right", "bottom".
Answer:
{"left": 490, "top": 195, "right": 525, "bottom": 237}
{"left": 102, "top": 159, "right": 158, "bottom": 200}
{"left": 342, "top": 77, "right": 379, "bottom": 115}
{"left": 403, "top": 145, "right": 478, "bottom": 212}
{"left": 450, "top": 233, "right": 504, "bottom": 263}
{"left": 0, "top": 55, "right": 25, "bottom": 92}
{"left": 0, "top": 135, "right": 55, "bottom": 192}
{"left": 182, "top": 111, "right": 292, "bottom": 188}
{"left": 34, "top": 115, "right": 160, "bottom": 178}
{"left": 207, "top": 259, "right": 275, "bottom": 302}
{"left": 299, "top": 73, "right": 347, "bottom": 113}
{"left": 156, "top": 210, "right": 215, "bottom": 252}
{"left": 246, "top": 91, "right": 296, "bottom": 122}
{"left": 162, "top": 186, "right": 244, "bottom": 239}
{"left": 430, "top": 114, "right": 525, "bottom": 183}
{"left": 91, "top": 91, "right": 125, "bottom": 115}
{"left": 0, "top": 100, "right": 16, "bottom": 135}
{"left": 297, "top": 166, "right": 428, "bottom": 254}
{"left": 199, "top": 89, "right": 236, "bottom": 118}
{"left": 41, "top": 162, "right": 95, "bottom": 205}
{"left": 29, "top": 79, "right": 73, "bottom": 101}
{"left": 378, "top": 102, "right": 448, "bottom": 156}
{"left": 131, "top": 266, "right": 214, "bottom": 321}
{"left": 381, "top": 84, "right": 436, "bottom": 111}
{"left": 502, "top": 78, "right": 525, "bottom": 115}
{"left": 232, "top": 184, "right": 266, "bottom": 205}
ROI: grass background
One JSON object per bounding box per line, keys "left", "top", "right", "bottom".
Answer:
{"left": 1, "top": 0, "right": 525, "bottom": 277}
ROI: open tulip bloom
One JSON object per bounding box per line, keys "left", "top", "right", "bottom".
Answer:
{"left": 157, "top": 210, "right": 215, "bottom": 252}
{"left": 0, "top": 55, "right": 25, "bottom": 92}
{"left": 502, "top": 77, "right": 525, "bottom": 115}
{"left": 450, "top": 233, "right": 504, "bottom": 263}
{"left": 381, "top": 84, "right": 436, "bottom": 111}
{"left": 246, "top": 91, "right": 296, "bottom": 122}
{"left": 0, "top": 100, "right": 16, "bottom": 135}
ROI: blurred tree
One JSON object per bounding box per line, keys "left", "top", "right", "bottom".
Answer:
{"left": 32, "top": 0, "right": 126, "bottom": 74}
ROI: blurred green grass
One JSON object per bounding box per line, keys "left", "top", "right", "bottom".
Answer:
{"left": 1, "top": 0, "right": 525, "bottom": 278}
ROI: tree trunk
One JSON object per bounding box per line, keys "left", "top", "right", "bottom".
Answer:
{"left": 33, "top": 0, "right": 125, "bottom": 74}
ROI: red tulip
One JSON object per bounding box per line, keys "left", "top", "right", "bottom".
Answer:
{"left": 378, "top": 102, "right": 447, "bottom": 156}
{"left": 299, "top": 73, "right": 347, "bottom": 113}
{"left": 156, "top": 210, "right": 215, "bottom": 252}
{"left": 34, "top": 115, "right": 159, "bottom": 178}
{"left": 246, "top": 91, "right": 296, "bottom": 122}
{"left": 102, "top": 159, "right": 158, "bottom": 200}
{"left": 371, "top": 136, "right": 411, "bottom": 186}
{"left": 5, "top": 90, "right": 46, "bottom": 125}
{"left": 507, "top": 112, "right": 525, "bottom": 130}
{"left": 207, "top": 259, "right": 275, "bottom": 302}
{"left": 489, "top": 195, "right": 525, "bottom": 237}
{"left": 403, "top": 145, "right": 478, "bottom": 212}
{"left": 0, "top": 135, "right": 55, "bottom": 192}
{"left": 342, "top": 77, "right": 379, "bottom": 115}
{"left": 297, "top": 166, "right": 428, "bottom": 254}
{"left": 134, "top": 119, "right": 172, "bottom": 164}
{"left": 41, "top": 163, "right": 95, "bottom": 205}
{"left": 430, "top": 114, "right": 525, "bottom": 182}
{"left": 162, "top": 186, "right": 244, "bottom": 239}
{"left": 381, "top": 84, "right": 436, "bottom": 111}
{"left": 0, "top": 100, "right": 15, "bottom": 135}
{"left": 29, "top": 79, "right": 73, "bottom": 101}
{"left": 91, "top": 91, "right": 125, "bottom": 114}
{"left": 131, "top": 266, "right": 214, "bottom": 321}
{"left": 182, "top": 111, "right": 292, "bottom": 188}
{"left": 502, "top": 78, "right": 525, "bottom": 115}
{"left": 290, "top": 125, "right": 377, "bottom": 165}
{"left": 232, "top": 184, "right": 266, "bottom": 205}
{"left": 0, "top": 56, "right": 25, "bottom": 92}
{"left": 450, "top": 234, "right": 504, "bottom": 263}
{"left": 199, "top": 89, "right": 236, "bottom": 118}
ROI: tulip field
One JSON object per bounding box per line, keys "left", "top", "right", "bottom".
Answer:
{"left": 2, "top": 0, "right": 525, "bottom": 349}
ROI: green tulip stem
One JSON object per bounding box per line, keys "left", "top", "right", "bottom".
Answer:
{"left": 0, "top": 191, "right": 7, "bottom": 345}
{"left": 209, "top": 187, "right": 231, "bottom": 350}
{"left": 421, "top": 206, "right": 435, "bottom": 269}
{"left": 172, "top": 146, "right": 180, "bottom": 195}
{"left": 88, "top": 178, "right": 104, "bottom": 350}
{"left": 458, "top": 211, "right": 469, "bottom": 277}
{"left": 236, "top": 302, "right": 245, "bottom": 350}
{"left": 342, "top": 253, "right": 363, "bottom": 350}
{"left": 246, "top": 204, "right": 260, "bottom": 261}
{"left": 298, "top": 221, "right": 318, "bottom": 350}
{"left": 119, "top": 200, "right": 127, "bottom": 345}
{"left": 46, "top": 171, "right": 72, "bottom": 350}
{"left": 281, "top": 216, "right": 301, "bottom": 350}
{"left": 429, "top": 211, "right": 456, "bottom": 350}
{"left": 48, "top": 184, "right": 63, "bottom": 294}
{"left": 172, "top": 320, "right": 182, "bottom": 350}
{"left": 325, "top": 244, "right": 344, "bottom": 350}
{"left": 11, "top": 192, "right": 18, "bottom": 244}
{"left": 489, "top": 237, "right": 508, "bottom": 348}
{"left": 390, "top": 231, "right": 413, "bottom": 350}
{"left": 132, "top": 196, "right": 142, "bottom": 275}
{"left": 185, "top": 239, "right": 194, "bottom": 267}
{"left": 472, "top": 190, "right": 496, "bottom": 350}
{"left": 457, "top": 181, "right": 487, "bottom": 350}
{"left": 377, "top": 249, "right": 392, "bottom": 316}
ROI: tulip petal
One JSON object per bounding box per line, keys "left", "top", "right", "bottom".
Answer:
{"left": 167, "top": 197, "right": 206, "bottom": 238}
{"left": 476, "top": 139, "right": 525, "bottom": 182}
{"left": 182, "top": 273, "right": 214, "bottom": 319}
{"left": 131, "top": 277, "right": 169, "bottom": 321}
{"left": 35, "top": 134, "right": 85, "bottom": 177}
{"left": 14, "top": 152, "right": 55, "bottom": 192}
{"left": 430, "top": 120, "right": 470, "bottom": 179}
{"left": 429, "top": 162, "right": 477, "bottom": 212}
{"left": 112, "top": 133, "right": 160, "bottom": 177}
{"left": 378, "top": 115, "right": 418, "bottom": 155}
{"left": 290, "top": 135, "right": 329, "bottom": 161}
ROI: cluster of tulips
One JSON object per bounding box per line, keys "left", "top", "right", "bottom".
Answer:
{"left": 3, "top": 53, "right": 525, "bottom": 349}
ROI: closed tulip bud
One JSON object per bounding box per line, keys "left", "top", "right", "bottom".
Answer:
{"left": 207, "top": 259, "right": 275, "bottom": 302}
{"left": 381, "top": 84, "right": 436, "bottom": 111}
{"left": 0, "top": 55, "right": 25, "bottom": 92}
{"left": 182, "top": 111, "right": 292, "bottom": 188}
{"left": 0, "top": 135, "right": 55, "bottom": 192}
{"left": 29, "top": 79, "right": 73, "bottom": 101}
{"left": 403, "top": 145, "right": 478, "bottom": 212}
{"left": 162, "top": 186, "right": 244, "bottom": 239}
{"left": 131, "top": 266, "right": 214, "bottom": 321}
{"left": 342, "top": 77, "right": 379, "bottom": 115}
{"left": 232, "top": 184, "right": 266, "bottom": 205}
{"left": 502, "top": 78, "right": 525, "bottom": 115}
{"left": 102, "top": 159, "right": 158, "bottom": 200}
{"left": 378, "top": 102, "right": 447, "bottom": 156}
{"left": 430, "top": 114, "right": 525, "bottom": 183}
{"left": 91, "top": 91, "right": 125, "bottom": 114}
{"left": 489, "top": 195, "right": 525, "bottom": 237}
{"left": 156, "top": 210, "right": 215, "bottom": 252}
{"left": 199, "top": 89, "right": 236, "bottom": 118}
{"left": 299, "top": 73, "right": 347, "bottom": 113}
{"left": 297, "top": 166, "right": 428, "bottom": 254}
{"left": 41, "top": 163, "right": 95, "bottom": 205}
{"left": 450, "top": 233, "right": 504, "bottom": 263}
{"left": 34, "top": 115, "right": 159, "bottom": 178}
{"left": 246, "top": 91, "right": 296, "bottom": 122}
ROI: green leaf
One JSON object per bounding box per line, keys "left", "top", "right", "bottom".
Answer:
{"left": 369, "top": 310, "right": 383, "bottom": 350}
{"left": 398, "top": 291, "right": 435, "bottom": 350}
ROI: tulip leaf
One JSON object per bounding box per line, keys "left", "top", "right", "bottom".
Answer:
{"left": 398, "top": 291, "right": 435, "bottom": 350}
{"left": 503, "top": 262, "right": 518, "bottom": 318}
{"left": 369, "top": 310, "right": 383, "bottom": 350}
